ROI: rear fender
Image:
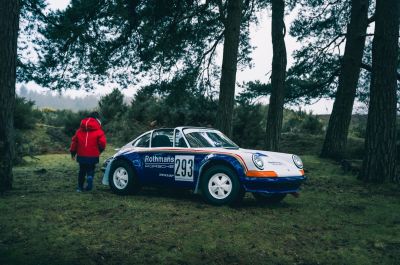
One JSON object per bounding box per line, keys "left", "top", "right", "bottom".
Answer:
{"left": 102, "top": 153, "right": 142, "bottom": 185}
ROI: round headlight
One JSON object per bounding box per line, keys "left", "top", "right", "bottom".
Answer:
{"left": 252, "top": 154, "right": 264, "bottom": 170}
{"left": 292, "top": 155, "right": 303, "bottom": 169}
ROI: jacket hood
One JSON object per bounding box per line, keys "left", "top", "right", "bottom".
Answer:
{"left": 80, "top": 117, "right": 101, "bottom": 132}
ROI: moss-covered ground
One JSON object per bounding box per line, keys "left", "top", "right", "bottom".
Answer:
{"left": 1, "top": 150, "right": 399, "bottom": 265}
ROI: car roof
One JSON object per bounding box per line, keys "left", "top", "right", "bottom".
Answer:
{"left": 177, "top": 126, "right": 216, "bottom": 130}
{"left": 152, "top": 126, "right": 217, "bottom": 131}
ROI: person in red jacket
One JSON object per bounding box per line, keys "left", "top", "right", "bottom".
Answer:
{"left": 70, "top": 112, "right": 106, "bottom": 192}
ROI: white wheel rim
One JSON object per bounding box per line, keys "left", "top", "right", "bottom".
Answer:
{"left": 113, "top": 167, "right": 129, "bottom": 190}
{"left": 208, "top": 173, "right": 232, "bottom": 200}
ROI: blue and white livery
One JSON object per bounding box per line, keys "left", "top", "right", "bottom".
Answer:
{"left": 102, "top": 127, "right": 306, "bottom": 205}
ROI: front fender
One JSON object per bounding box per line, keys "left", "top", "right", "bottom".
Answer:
{"left": 194, "top": 153, "right": 246, "bottom": 193}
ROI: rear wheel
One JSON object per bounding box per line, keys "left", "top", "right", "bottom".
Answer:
{"left": 109, "top": 160, "right": 140, "bottom": 195}
{"left": 201, "top": 165, "right": 244, "bottom": 206}
{"left": 252, "top": 193, "right": 286, "bottom": 204}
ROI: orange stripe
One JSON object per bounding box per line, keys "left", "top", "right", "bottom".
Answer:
{"left": 246, "top": 170, "right": 278, "bottom": 177}
{"left": 299, "top": 169, "right": 305, "bottom": 175}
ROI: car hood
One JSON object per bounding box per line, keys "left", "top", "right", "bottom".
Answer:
{"left": 208, "top": 148, "right": 303, "bottom": 177}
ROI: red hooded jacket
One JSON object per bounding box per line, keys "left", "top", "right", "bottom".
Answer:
{"left": 70, "top": 117, "right": 106, "bottom": 163}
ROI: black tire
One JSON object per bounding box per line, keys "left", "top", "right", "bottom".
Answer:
{"left": 109, "top": 160, "right": 140, "bottom": 195}
{"left": 200, "top": 165, "right": 244, "bottom": 206}
{"left": 252, "top": 193, "right": 286, "bottom": 204}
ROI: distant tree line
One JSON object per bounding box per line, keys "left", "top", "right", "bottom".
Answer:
{"left": 13, "top": 87, "right": 327, "bottom": 157}
{"left": 0, "top": 0, "right": 399, "bottom": 192}
{"left": 18, "top": 85, "right": 99, "bottom": 110}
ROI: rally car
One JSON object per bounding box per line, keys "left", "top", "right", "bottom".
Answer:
{"left": 102, "top": 127, "right": 306, "bottom": 205}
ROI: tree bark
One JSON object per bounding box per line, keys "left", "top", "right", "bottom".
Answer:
{"left": 359, "top": 0, "right": 399, "bottom": 183}
{"left": 264, "top": 0, "right": 287, "bottom": 151}
{"left": 320, "top": 0, "right": 369, "bottom": 159}
{"left": 215, "top": 0, "right": 243, "bottom": 137}
{"left": 0, "top": 0, "right": 19, "bottom": 192}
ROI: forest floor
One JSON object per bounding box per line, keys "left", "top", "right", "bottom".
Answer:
{"left": 1, "top": 148, "right": 400, "bottom": 265}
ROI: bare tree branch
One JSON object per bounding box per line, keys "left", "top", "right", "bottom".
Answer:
{"left": 360, "top": 62, "right": 400, "bottom": 81}
{"left": 215, "top": 0, "right": 227, "bottom": 25}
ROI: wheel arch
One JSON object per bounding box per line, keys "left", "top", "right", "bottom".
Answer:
{"left": 111, "top": 155, "right": 140, "bottom": 178}
{"left": 109, "top": 154, "right": 142, "bottom": 194}
{"left": 194, "top": 155, "right": 245, "bottom": 194}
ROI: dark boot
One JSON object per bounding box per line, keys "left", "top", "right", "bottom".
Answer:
{"left": 86, "top": 176, "right": 93, "bottom": 191}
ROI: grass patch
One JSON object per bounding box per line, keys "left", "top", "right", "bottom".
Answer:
{"left": 1, "top": 152, "right": 400, "bottom": 265}
{"left": 16, "top": 124, "right": 69, "bottom": 162}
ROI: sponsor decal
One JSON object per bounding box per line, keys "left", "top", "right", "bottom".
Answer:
{"left": 268, "top": 161, "right": 283, "bottom": 166}
{"left": 145, "top": 155, "right": 175, "bottom": 163}
{"left": 144, "top": 155, "right": 175, "bottom": 169}
{"left": 159, "top": 173, "right": 174, "bottom": 178}
{"left": 143, "top": 154, "right": 195, "bottom": 182}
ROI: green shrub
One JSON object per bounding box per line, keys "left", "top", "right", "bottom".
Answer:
{"left": 98, "top": 88, "right": 127, "bottom": 124}
{"left": 14, "top": 96, "right": 41, "bottom": 130}
{"left": 62, "top": 110, "right": 91, "bottom": 137}
{"left": 232, "top": 103, "right": 265, "bottom": 148}
{"left": 300, "top": 115, "right": 323, "bottom": 135}
{"left": 14, "top": 96, "right": 41, "bottom": 163}
{"left": 349, "top": 115, "right": 367, "bottom": 138}
{"left": 104, "top": 113, "right": 149, "bottom": 146}
{"left": 283, "top": 110, "right": 323, "bottom": 135}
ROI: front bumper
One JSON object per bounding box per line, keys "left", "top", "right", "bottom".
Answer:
{"left": 241, "top": 176, "right": 306, "bottom": 194}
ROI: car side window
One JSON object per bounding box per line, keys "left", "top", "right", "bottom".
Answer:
{"left": 151, "top": 129, "right": 173, "bottom": 147}
{"left": 133, "top": 133, "right": 151, "bottom": 148}
{"left": 174, "top": 130, "right": 188, "bottom": 148}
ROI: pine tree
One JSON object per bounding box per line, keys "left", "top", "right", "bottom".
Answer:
{"left": 0, "top": 0, "right": 20, "bottom": 192}
{"left": 264, "top": 0, "right": 287, "bottom": 151}
{"left": 359, "top": 0, "right": 399, "bottom": 183}
{"left": 216, "top": 0, "right": 244, "bottom": 137}
{"left": 320, "top": 0, "right": 370, "bottom": 159}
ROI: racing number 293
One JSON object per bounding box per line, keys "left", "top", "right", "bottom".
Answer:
{"left": 174, "top": 155, "right": 194, "bottom": 181}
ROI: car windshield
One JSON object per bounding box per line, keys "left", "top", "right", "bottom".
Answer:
{"left": 183, "top": 129, "right": 239, "bottom": 149}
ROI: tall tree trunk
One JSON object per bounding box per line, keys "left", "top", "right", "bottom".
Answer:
{"left": 265, "top": 0, "right": 287, "bottom": 151}
{"left": 0, "top": 0, "right": 19, "bottom": 192}
{"left": 359, "top": 0, "right": 399, "bottom": 183}
{"left": 215, "top": 0, "right": 243, "bottom": 137}
{"left": 320, "top": 0, "right": 369, "bottom": 159}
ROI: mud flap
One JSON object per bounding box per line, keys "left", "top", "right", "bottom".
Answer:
{"left": 102, "top": 159, "right": 114, "bottom": 186}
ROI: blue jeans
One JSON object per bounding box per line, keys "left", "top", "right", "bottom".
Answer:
{"left": 78, "top": 163, "right": 95, "bottom": 190}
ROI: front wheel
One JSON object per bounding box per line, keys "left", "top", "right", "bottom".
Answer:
{"left": 252, "top": 193, "right": 286, "bottom": 204}
{"left": 200, "top": 165, "right": 244, "bottom": 206}
{"left": 109, "top": 160, "right": 140, "bottom": 195}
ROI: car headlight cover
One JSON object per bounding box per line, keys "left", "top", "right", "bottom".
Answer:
{"left": 292, "top": 155, "right": 303, "bottom": 169}
{"left": 252, "top": 154, "right": 264, "bottom": 170}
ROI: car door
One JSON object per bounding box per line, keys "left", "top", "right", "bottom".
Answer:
{"left": 141, "top": 128, "right": 201, "bottom": 189}
{"left": 141, "top": 129, "right": 175, "bottom": 186}
{"left": 171, "top": 129, "right": 197, "bottom": 189}
{"left": 171, "top": 129, "right": 211, "bottom": 190}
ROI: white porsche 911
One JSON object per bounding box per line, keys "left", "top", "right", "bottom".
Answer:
{"left": 102, "top": 127, "right": 306, "bottom": 205}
